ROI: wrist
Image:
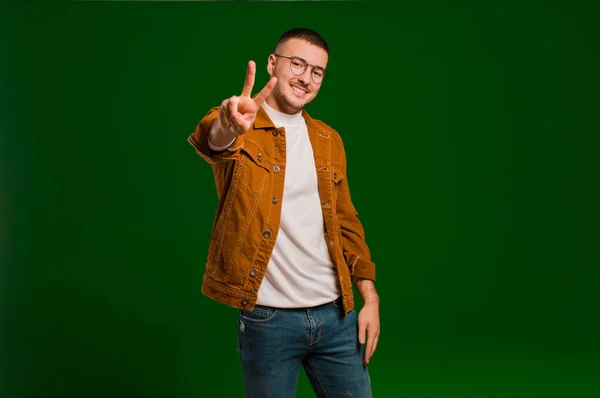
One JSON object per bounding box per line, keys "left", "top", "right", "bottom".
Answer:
{"left": 355, "top": 278, "right": 379, "bottom": 304}
{"left": 209, "top": 119, "right": 237, "bottom": 148}
{"left": 362, "top": 294, "right": 379, "bottom": 305}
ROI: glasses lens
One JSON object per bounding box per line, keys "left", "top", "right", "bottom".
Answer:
{"left": 287, "top": 56, "right": 326, "bottom": 84}
{"left": 289, "top": 57, "right": 307, "bottom": 75}
{"left": 312, "top": 69, "right": 325, "bottom": 84}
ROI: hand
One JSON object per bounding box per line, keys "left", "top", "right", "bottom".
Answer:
{"left": 217, "top": 60, "right": 277, "bottom": 136}
{"left": 357, "top": 300, "right": 380, "bottom": 366}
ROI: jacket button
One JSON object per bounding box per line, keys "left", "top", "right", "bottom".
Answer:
{"left": 241, "top": 298, "right": 249, "bottom": 306}
{"left": 263, "top": 231, "right": 271, "bottom": 238}
{"left": 257, "top": 154, "right": 262, "bottom": 162}
{"left": 273, "top": 166, "right": 280, "bottom": 173}
{"left": 272, "top": 130, "right": 279, "bottom": 136}
{"left": 250, "top": 268, "right": 258, "bottom": 276}
{"left": 272, "top": 197, "right": 278, "bottom": 204}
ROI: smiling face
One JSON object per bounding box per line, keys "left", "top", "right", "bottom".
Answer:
{"left": 266, "top": 38, "right": 329, "bottom": 114}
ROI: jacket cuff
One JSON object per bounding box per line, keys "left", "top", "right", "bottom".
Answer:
{"left": 344, "top": 252, "right": 376, "bottom": 282}
{"left": 187, "top": 107, "right": 244, "bottom": 165}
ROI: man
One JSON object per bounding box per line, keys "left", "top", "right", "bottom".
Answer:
{"left": 188, "top": 28, "right": 380, "bottom": 398}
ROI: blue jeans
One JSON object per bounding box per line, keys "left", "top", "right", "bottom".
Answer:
{"left": 237, "top": 297, "right": 372, "bottom": 398}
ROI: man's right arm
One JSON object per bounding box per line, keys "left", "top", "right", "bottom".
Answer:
{"left": 207, "top": 128, "right": 236, "bottom": 152}
{"left": 207, "top": 107, "right": 238, "bottom": 150}
{"left": 187, "top": 60, "right": 277, "bottom": 164}
{"left": 187, "top": 107, "right": 245, "bottom": 165}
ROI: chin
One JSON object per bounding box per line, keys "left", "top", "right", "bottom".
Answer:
{"left": 287, "top": 100, "right": 306, "bottom": 113}
{"left": 278, "top": 95, "right": 301, "bottom": 111}
{"left": 290, "top": 94, "right": 312, "bottom": 107}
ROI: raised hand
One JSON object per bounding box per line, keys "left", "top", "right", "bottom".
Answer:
{"left": 217, "top": 60, "right": 277, "bottom": 136}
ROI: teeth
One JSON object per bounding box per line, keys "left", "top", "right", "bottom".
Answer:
{"left": 292, "top": 85, "right": 306, "bottom": 94}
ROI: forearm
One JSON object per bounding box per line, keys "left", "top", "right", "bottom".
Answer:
{"left": 354, "top": 278, "right": 379, "bottom": 305}
{"left": 208, "top": 116, "right": 237, "bottom": 148}
{"left": 188, "top": 107, "right": 243, "bottom": 164}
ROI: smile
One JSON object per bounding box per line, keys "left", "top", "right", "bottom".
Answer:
{"left": 290, "top": 84, "right": 308, "bottom": 95}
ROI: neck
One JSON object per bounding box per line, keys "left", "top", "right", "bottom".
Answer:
{"left": 265, "top": 95, "right": 302, "bottom": 115}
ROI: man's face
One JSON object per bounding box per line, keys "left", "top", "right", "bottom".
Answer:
{"left": 266, "top": 38, "right": 329, "bottom": 114}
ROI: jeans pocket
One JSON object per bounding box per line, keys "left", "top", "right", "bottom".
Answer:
{"left": 239, "top": 305, "right": 278, "bottom": 323}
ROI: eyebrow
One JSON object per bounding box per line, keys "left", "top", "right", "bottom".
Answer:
{"left": 295, "top": 56, "right": 326, "bottom": 71}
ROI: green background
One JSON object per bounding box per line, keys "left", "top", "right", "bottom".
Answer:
{"left": 1, "top": 1, "right": 599, "bottom": 397}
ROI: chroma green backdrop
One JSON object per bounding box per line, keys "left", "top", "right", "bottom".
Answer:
{"left": 1, "top": 1, "right": 599, "bottom": 397}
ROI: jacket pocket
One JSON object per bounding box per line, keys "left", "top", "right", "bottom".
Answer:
{"left": 331, "top": 163, "right": 344, "bottom": 201}
{"left": 234, "top": 142, "right": 270, "bottom": 194}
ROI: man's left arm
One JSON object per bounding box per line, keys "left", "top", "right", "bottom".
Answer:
{"left": 334, "top": 136, "right": 380, "bottom": 365}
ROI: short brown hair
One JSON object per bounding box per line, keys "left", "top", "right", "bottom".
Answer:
{"left": 275, "top": 28, "right": 329, "bottom": 54}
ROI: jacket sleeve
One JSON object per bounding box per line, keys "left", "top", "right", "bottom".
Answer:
{"left": 335, "top": 136, "right": 376, "bottom": 283}
{"left": 187, "top": 107, "right": 245, "bottom": 165}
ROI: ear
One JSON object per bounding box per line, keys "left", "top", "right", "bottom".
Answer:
{"left": 267, "top": 54, "right": 276, "bottom": 75}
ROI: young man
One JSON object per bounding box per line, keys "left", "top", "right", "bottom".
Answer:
{"left": 188, "top": 28, "right": 380, "bottom": 398}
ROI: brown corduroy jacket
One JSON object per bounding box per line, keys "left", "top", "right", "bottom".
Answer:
{"left": 187, "top": 105, "right": 375, "bottom": 315}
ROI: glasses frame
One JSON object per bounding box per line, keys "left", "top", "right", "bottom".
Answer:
{"left": 273, "top": 54, "right": 329, "bottom": 84}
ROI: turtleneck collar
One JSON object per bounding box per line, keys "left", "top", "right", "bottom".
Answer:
{"left": 261, "top": 101, "right": 304, "bottom": 128}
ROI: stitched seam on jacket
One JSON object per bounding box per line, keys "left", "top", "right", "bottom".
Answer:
{"left": 243, "top": 170, "right": 275, "bottom": 292}
{"left": 203, "top": 277, "right": 248, "bottom": 298}
{"left": 188, "top": 136, "right": 207, "bottom": 159}
{"left": 350, "top": 254, "right": 359, "bottom": 275}
{"left": 224, "top": 170, "right": 267, "bottom": 279}
{"left": 243, "top": 139, "right": 274, "bottom": 167}
{"left": 209, "top": 156, "right": 244, "bottom": 274}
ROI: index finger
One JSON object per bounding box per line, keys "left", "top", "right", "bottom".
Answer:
{"left": 252, "top": 76, "right": 277, "bottom": 107}
{"left": 367, "top": 335, "right": 379, "bottom": 364}
{"left": 365, "top": 332, "right": 377, "bottom": 365}
{"left": 241, "top": 60, "right": 256, "bottom": 98}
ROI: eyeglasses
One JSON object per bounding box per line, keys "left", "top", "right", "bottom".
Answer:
{"left": 273, "top": 54, "right": 329, "bottom": 84}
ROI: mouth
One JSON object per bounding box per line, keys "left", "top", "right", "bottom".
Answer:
{"left": 290, "top": 83, "right": 309, "bottom": 97}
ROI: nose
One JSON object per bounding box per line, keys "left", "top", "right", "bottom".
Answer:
{"left": 297, "top": 68, "right": 310, "bottom": 85}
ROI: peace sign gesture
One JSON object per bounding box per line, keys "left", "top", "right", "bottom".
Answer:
{"left": 216, "top": 61, "right": 278, "bottom": 137}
